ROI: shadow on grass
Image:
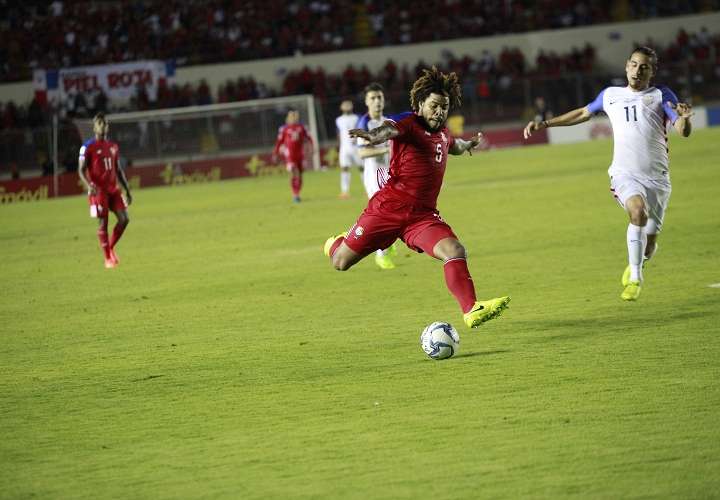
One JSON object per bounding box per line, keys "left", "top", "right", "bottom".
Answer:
{"left": 514, "top": 304, "right": 718, "bottom": 343}
{"left": 454, "top": 350, "right": 510, "bottom": 359}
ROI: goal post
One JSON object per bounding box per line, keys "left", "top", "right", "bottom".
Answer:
{"left": 70, "top": 94, "right": 324, "bottom": 171}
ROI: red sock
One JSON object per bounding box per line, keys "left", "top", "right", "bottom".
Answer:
{"left": 291, "top": 177, "right": 301, "bottom": 196}
{"left": 110, "top": 223, "right": 126, "bottom": 248}
{"left": 97, "top": 220, "right": 111, "bottom": 259}
{"left": 329, "top": 236, "right": 344, "bottom": 257}
{"left": 443, "top": 258, "right": 477, "bottom": 313}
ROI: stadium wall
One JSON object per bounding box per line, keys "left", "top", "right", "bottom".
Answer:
{"left": 0, "top": 150, "right": 331, "bottom": 203}
{"left": 0, "top": 121, "right": 544, "bottom": 201}
{"left": 1, "top": 12, "right": 718, "bottom": 105}
{"left": 4, "top": 106, "right": 720, "bottom": 202}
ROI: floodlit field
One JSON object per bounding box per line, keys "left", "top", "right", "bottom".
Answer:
{"left": 2, "top": 129, "right": 719, "bottom": 499}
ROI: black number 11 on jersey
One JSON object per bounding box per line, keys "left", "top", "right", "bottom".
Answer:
{"left": 624, "top": 105, "right": 638, "bottom": 122}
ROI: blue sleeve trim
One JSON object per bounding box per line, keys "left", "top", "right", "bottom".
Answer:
{"left": 387, "top": 111, "right": 413, "bottom": 123}
{"left": 586, "top": 89, "right": 606, "bottom": 114}
{"left": 659, "top": 86, "right": 679, "bottom": 123}
{"left": 356, "top": 113, "right": 370, "bottom": 131}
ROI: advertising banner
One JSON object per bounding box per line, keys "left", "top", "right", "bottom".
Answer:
{"left": 0, "top": 150, "right": 328, "bottom": 204}
{"left": 33, "top": 60, "right": 174, "bottom": 106}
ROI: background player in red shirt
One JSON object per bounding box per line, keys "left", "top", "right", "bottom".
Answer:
{"left": 78, "top": 113, "right": 132, "bottom": 268}
{"left": 323, "top": 67, "right": 510, "bottom": 329}
{"left": 272, "top": 109, "right": 314, "bottom": 203}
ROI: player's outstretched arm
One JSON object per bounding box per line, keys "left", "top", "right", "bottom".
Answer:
{"left": 523, "top": 106, "right": 592, "bottom": 139}
{"left": 349, "top": 123, "right": 399, "bottom": 146}
{"left": 78, "top": 157, "right": 96, "bottom": 194}
{"left": 271, "top": 131, "right": 283, "bottom": 164}
{"left": 358, "top": 146, "right": 390, "bottom": 159}
{"left": 669, "top": 102, "right": 693, "bottom": 137}
{"left": 117, "top": 161, "right": 133, "bottom": 205}
{"left": 449, "top": 132, "right": 487, "bottom": 156}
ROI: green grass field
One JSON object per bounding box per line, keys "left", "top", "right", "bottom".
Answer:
{"left": 2, "top": 129, "right": 719, "bottom": 499}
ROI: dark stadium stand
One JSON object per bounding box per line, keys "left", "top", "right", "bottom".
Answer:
{"left": 1, "top": 0, "right": 719, "bottom": 178}
{"left": 0, "top": 0, "right": 716, "bottom": 82}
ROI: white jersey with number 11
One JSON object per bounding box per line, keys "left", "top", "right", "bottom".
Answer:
{"left": 587, "top": 85, "right": 680, "bottom": 180}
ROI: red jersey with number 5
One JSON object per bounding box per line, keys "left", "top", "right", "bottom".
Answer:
{"left": 385, "top": 112, "right": 455, "bottom": 210}
{"left": 79, "top": 138, "right": 121, "bottom": 192}
{"left": 273, "top": 123, "right": 312, "bottom": 163}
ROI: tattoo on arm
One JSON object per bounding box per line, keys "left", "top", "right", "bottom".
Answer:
{"left": 364, "top": 123, "right": 399, "bottom": 145}
{"left": 448, "top": 139, "right": 469, "bottom": 155}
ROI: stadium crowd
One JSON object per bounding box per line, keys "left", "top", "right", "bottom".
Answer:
{"left": 1, "top": 43, "right": 598, "bottom": 128}
{"left": 1, "top": 26, "right": 718, "bottom": 131}
{"left": 1, "top": 0, "right": 716, "bottom": 82}
{"left": 280, "top": 44, "right": 597, "bottom": 100}
{"left": 6, "top": 22, "right": 718, "bottom": 124}
{"left": 1, "top": 8, "right": 719, "bottom": 179}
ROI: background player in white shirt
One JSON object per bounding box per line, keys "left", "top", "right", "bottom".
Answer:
{"left": 523, "top": 46, "right": 693, "bottom": 301}
{"left": 355, "top": 83, "right": 397, "bottom": 270}
{"left": 335, "top": 100, "right": 361, "bottom": 198}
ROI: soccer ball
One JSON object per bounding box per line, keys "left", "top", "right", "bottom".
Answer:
{"left": 420, "top": 322, "right": 460, "bottom": 360}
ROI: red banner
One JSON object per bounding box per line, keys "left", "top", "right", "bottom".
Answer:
{"left": 0, "top": 127, "right": 543, "bottom": 204}
{"left": 0, "top": 153, "right": 291, "bottom": 203}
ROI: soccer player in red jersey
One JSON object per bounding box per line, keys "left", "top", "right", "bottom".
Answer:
{"left": 78, "top": 113, "right": 133, "bottom": 269}
{"left": 272, "top": 109, "right": 314, "bottom": 203}
{"left": 323, "top": 68, "right": 510, "bottom": 328}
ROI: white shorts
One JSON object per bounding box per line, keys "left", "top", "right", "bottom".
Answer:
{"left": 363, "top": 165, "right": 390, "bottom": 198}
{"left": 339, "top": 148, "right": 360, "bottom": 168}
{"left": 610, "top": 175, "right": 672, "bottom": 232}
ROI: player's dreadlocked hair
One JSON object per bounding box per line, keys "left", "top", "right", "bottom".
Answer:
{"left": 409, "top": 66, "right": 462, "bottom": 112}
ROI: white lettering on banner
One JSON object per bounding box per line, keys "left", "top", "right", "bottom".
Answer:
{"left": 107, "top": 70, "right": 153, "bottom": 89}
{"left": 55, "top": 60, "right": 167, "bottom": 105}
{"left": 63, "top": 74, "right": 101, "bottom": 93}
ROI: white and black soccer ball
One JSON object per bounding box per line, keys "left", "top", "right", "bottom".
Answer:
{"left": 420, "top": 322, "right": 460, "bottom": 360}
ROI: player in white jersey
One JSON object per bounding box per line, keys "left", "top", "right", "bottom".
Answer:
{"left": 335, "top": 100, "right": 361, "bottom": 198}
{"left": 523, "top": 47, "right": 693, "bottom": 301}
{"left": 355, "top": 83, "right": 397, "bottom": 270}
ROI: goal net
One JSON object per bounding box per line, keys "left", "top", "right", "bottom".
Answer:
{"left": 73, "top": 94, "right": 324, "bottom": 170}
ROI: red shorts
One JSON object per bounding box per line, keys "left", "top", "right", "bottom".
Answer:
{"left": 88, "top": 189, "right": 126, "bottom": 218}
{"left": 285, "top": 158, "right": 303, "bottom": 172}
{"left": 343, "top": 192, "right": 457, "bottom": 257}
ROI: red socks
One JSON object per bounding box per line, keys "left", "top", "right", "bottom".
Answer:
{"left": 97, "top": 219, "right": 111, "bottom": 259}
{"left": 110, "top": 222, "right": 126, "bottom": 248}
{"left": 443, "top": 258, "right": 477, "bottom": 313}
{"left": 291, "top": 176, "right": 302, "bottom": 196}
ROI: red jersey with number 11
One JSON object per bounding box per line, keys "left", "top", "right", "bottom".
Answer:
{"left": 273, "top": 123, "right": 312, "bottom": 163}
{"left": 79, "top": 138, "right": 121, "bottom": 192}
{"left": 385, "top": 112, "right": 455, "bottom": 210}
